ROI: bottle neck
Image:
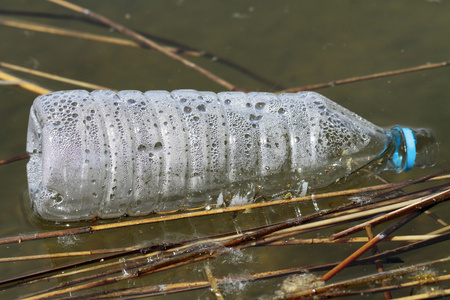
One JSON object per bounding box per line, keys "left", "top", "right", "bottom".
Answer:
{"left": 383, "top": 126, "right": 438, "bottom": 173}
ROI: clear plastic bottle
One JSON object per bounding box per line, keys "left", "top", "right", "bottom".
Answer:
{"left": 26, "top": 90, "right": 438, "bottom": 221}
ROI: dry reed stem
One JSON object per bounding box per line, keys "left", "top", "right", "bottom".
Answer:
{"left": 0, "top": 61, "right": 114, "bottom": 91}
{"left": 0, "top": 17, "right": 201, "bottom": 56}
{"left": 259, "top": 196, "right": 436, "bottom": 244}
{"left": 331, "top": 188, "right": 450, "bottom": 240}
{"left": 364, "top": 225, "right": 392, "bottom": 300}
{"left": 204, "top": 264, "right": 225, "bottom": 300}
{"left": 0, "top": 245, "right": 144, "bottom": 263}
{"left": 427, "top": 225, "right": 450, "bottom": 235}
{"left": 0, "top": 69, "right": 51, "bottom": 94}
{"left": 278, "top": 60, "right": 450, "bottom": 93}
{"left": 1, "top": 234, "right": 436, "bottom": 264}
{"left": 0, "top": 80, "right": 27, "bottom": 85}
{"left": 321, "top": 211, "right": 422, "bottom": 282}
{"left": 423, "top": 210, "right": 449, "bottom": 227}
{"left": 394, "top": 287, "right": 450, "bottom": 300}
{"left": 47, "top": 0, "right": 240, "bottom": 91}
{"left": 265, "top": 235, "right": 440, "bottom": 246}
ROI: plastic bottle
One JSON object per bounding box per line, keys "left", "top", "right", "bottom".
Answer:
{"left": 26, "top": 89, "right": 438, "bottom": 221}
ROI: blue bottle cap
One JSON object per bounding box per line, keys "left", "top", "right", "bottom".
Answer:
{"left": 392, "top": 126, "right": 417, "bottom": 171}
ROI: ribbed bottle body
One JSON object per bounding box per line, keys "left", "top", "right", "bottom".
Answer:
{"left": 27, "top": 90, "right": 388, "bottom": 221}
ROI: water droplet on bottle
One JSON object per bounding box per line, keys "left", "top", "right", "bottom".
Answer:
{"left": 249, "top": 114, "right": 263, "bottom": 123}
{"left": 196, "top": 104, "right": 206, "bottom": 112}
{"left": 183, "top": 106, "right": 192, "bottom": 114}
{"left": 255, "top": 102, "right": 266, "bottom": 110}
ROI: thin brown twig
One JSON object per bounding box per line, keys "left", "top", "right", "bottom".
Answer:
{"left": 0, "top": 153, "right": 29, "bottom": 166}
{"left": 277, "top": 60, "right": 450, "bottom": 93}
{"left": 46, "top": 0, "right": 241, "bottom": 91}
{"left": 321, "top": 211, "right": 422, "bottom": 282}
{"left": 364, "top": 225, "right": 392, "bottom": 300}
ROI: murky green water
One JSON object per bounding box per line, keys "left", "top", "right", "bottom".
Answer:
{"left": 1, "top": 1, "right": 449, "bottom": 298}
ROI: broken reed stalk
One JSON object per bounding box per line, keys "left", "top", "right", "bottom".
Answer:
{"left": 0, "top": 62, "right": 113, "bottom": 91}
{"left": 0, "top": 69, "right": 51, "bottom": 95}
{"left": 278, "top": 60, "right": 450, "bottom": 93}
{"left": 320, "top": 211, "right": 422, "bottom": 282}
{"left": 46, "top": 0, "right": 240, "bottom": 91}
{"left": 204, "top": 264, "right": 225, "bottom": 300}
{"left": 331, "top": 187, "right": 450, "bottom": 240}
{"left": 0, "top": 245, "right": 144, "bottom": 263}
{"left": 364, "top": 225, "right": 392, "bottom": 300}
{"left": 2, "top": 234, "right": 437, "bottom": 264}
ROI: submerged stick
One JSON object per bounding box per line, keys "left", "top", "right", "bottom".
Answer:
{"left": 47, "top": 0, "right": 240, "bottom": 91}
